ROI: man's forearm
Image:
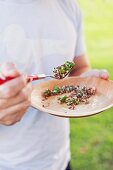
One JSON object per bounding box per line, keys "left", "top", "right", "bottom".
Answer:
{"left": 69, "top": 55, "right": 90, "bottom": 77}
{"left": 69, "top": 66, "right": 90, "bottom": 77}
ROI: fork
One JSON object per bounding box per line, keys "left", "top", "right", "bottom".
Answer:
{"left": 0, "top": 74, "right": 63, "bottom": 85}
{"left": 0, "top": 65, "right": 74, "bottom": 86}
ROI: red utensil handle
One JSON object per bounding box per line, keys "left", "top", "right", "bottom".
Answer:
{"left": 0, "top": 76, "right": 14, "bottom": 85}
{"left": 0, "top": 75, "right": 39, "bottom": 85}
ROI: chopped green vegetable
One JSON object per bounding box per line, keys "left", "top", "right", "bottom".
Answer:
{"left": 43, "top": 89, "right": 51, "bottom": 97}
{"left": 53, "top": 86, "right": 61, "bottom": 94}
{"left": 65, "top": 61, "right": 75, "bottom": 68}
{"left": 58, "top": 95, "right": 68, "bottom": 103}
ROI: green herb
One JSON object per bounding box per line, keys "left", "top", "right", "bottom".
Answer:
{"left": 53, "top": 86, "right": 61, "bottom": 94}
{"left": 58, "top": 95, "right": 68, "bottom": 103}
{"left": 43, "top": 89, "right": 51, "bottom": 97}
{"left": 65, "top": 61, "right": 75, "bottom": 69}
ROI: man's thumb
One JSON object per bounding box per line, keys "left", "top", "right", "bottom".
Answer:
{"left": 1, "top": 62, "right": 20, "bottom": 77}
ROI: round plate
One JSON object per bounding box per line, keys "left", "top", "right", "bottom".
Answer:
{"left": 31, "top": 77, "right": 113, "bottom": 118}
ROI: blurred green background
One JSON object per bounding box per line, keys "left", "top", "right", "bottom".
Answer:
{"left": 70, "top": 0, "right": 113, "bottom": 170}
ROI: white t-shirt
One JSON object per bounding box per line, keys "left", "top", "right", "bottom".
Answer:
{"left": 0, "top": 0, "right": 85, "bottom": 170}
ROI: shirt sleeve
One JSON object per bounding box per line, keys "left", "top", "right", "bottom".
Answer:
{"left": 60, "top": 0, "right": 86, "bottom": 57}
{"left": 74, "top": 3, "right": 86, "bottom": 57}
{"left": 66, "top": 0, "right": 86, "bottom": 57}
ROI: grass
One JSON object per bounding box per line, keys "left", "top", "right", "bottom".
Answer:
{"left": 70, "top": 0, "right": 113, "bottom": 170}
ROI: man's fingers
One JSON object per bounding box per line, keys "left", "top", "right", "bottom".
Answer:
{"left": 0, "top": 108, "right": 28, "bottom": 126}
{"left": 99, "top": 69, "right": 109, "bottom": 80}
{"left": 0, "top": 75, "right": 27, "bottom": 98}
{"left": 80, "top": 69, "right": 99, "bottom": 77}
{"left": 0, "top": 63, "right": 31, "bottom": 126}
{"left": 7, "top": 99, "right": 30, "bottom": 116}
{"left": 80, "top": 69, "right": 109, "bottom": 80}
{"left": 0, "top": 100, "right": 30, "bottom": 120}
{"left": 1, "top": 62, "right": 20, "bottom": 77}
{"left": 0, "top": 83, "right": 32, "bottom": 109}
{"left": 0, "top": 113, "right": 21, "bottom": 126}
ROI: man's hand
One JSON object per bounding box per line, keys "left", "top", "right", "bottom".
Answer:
{"left": 80, "top": 69, "right": 109, "bottom": 80}
{"left": 0, "top": 63, "right": 32, "bottom": 126}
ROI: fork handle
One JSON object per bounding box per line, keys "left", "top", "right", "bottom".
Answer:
{"left": 0, "top": 74, "right": 46, "bottom": 85}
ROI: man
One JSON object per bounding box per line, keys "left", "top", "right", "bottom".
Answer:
{"left": 0, "top": 0, "right": 108, "bottom": 170}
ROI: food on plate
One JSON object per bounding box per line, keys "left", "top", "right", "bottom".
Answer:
{"left": 53, "top": 61, "right": 75, "bottom": 79}
{"left": 42, "top": 85, "right": 96, "bottom": 110}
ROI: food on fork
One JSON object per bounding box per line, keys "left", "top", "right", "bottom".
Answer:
{"left": 53, "top": 61, "right": 75, "bottom": 79}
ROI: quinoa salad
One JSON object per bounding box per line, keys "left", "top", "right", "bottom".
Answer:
{"left": 42, "top": 85, "right": 96, "bottom": 110}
